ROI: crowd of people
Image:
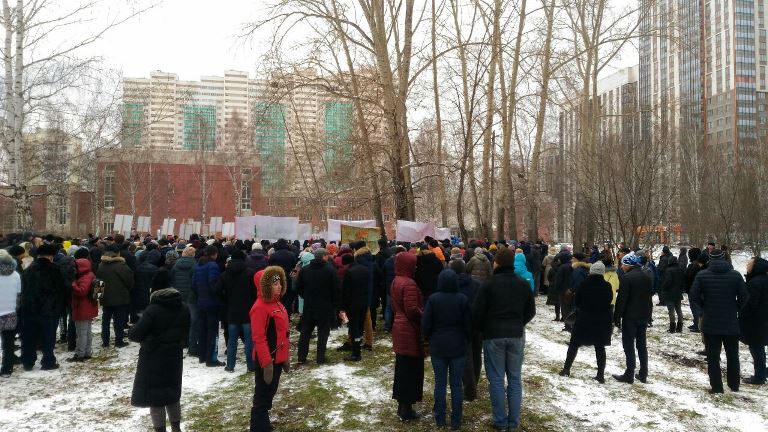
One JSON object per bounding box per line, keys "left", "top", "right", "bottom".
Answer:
{"left": 0, "top": 231, "right": 766, "bottom": 431}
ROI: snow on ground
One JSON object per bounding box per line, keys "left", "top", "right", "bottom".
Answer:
{"left": 1, "top": 281, "right": 766, "bottom": 431}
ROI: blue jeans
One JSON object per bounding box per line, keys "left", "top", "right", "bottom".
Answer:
{"left": 483, "top": 336, "right": 525, "bottom": 429}
{"left": 431, "top": 355, "right": 466, "bottom": 427}
{"left": 227, "top": 323, "right": 254, "bottom": 370}
{"left": 188, "top": 303, "right": 199, "bottom": 354}
{"left": 21, "top": 316, "right": 59, "bottom": 368}
{"left": 748, "top": 344, "right": 767, "bottom": 382}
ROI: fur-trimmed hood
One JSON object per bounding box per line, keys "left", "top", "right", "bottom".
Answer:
{"left": 353, "top": 246, "right": 371, "bottom": 258}
{"left": 573, "top": 261, "right": 592, "bottom": 270}
{"left": 259, "top": 265, "right": 287, "bottom": 302}
{"left": 100, "top": 254, "right": 126, "bottom": 264}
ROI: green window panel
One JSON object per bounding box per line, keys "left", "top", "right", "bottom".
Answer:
{"left": 183, "top": 105, "right": 217, "bottom": 150}
{"left": 123, "top": 103, "right": 143, "bottom": 147}
{"left": 324, "top": 101, "right": 353, "bottom": 168}
{"left": 255, "top": 102, "right": 287, "bottom": 193}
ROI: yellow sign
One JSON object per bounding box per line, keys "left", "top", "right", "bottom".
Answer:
{"left": 340, "top": 224, "right": 381, "bottom": 255}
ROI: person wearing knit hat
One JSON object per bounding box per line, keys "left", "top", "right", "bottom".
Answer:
{"left": 613, "top": 249, "right": 654, "bottom": 384}
{"left": 559, "top": 259, "right": 613, "bottom": 383}
{"left": 326, "top": 243, "right": 338, "bottom": 257}
{"left": 252, "top": 243, "right": 263, "bottom": 251}
{"left": 689, "top": 245, "right": 748, "bottom": 393}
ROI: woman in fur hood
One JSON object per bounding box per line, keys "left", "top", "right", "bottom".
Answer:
{"left": 249, "top": 266, "right": 291, "bottom": 431}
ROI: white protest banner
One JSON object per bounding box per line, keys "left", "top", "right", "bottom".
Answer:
{"left": 327, "top": 219, "right": 377, "bottom": 242}
{"left": 178, "top": 222, "right": 194, "bottom": 240}
{"left": 295, "top": 223, "right": 312, "bottom": 241}
{"left": 209, "top": 217, "right": 223, "bottom": 234}
{"left": 136, "top": 216, "right": 151, "bottom": 233}
{"left": 113, "top": 215, "right": 133, "bottom": 236}
{"left": 201, "top": 224, "right": 210, "bottom": 237}
{"left": 221, "top": 222, "right": 235, "bottom": 238}
{"left": 192, "top": 221, "right": 202, "bottom": 236}
{"left": 265, "top": 216, "right": 299, "bottom": 241}
{"left": 160, "top": 218, "right": 176, "bottom": 237}
{"left": 235, "top": 216, "right": 257, "bottom": 239}
{"left": 395, "top": 220, "right": 436, "bottom": 243}
{"left": 434, "top": 227, "right": 452, "bottom": 240}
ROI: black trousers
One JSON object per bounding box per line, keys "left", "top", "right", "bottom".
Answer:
{"left": 462, "top": 335, "right": 481, "bottom": 400}
{"left": 1, "top": 329, "right": 15, "bottom": 374}
{"left": 564, "top": 341, "right": 606, "bottom": 373}
{"left": 347, "top": 305, "right": 367, "bottom": 358}
{"left": 250, "top": 362, "right": 283, "bottom": 432}
{"left": 621, "top": 319, "right": 648, "bottom": 375}
{"left": 297, "top": 312, "right": 331, "bottom": 363}
{"left": 703, "top": 334, "right": 740, "bottom": 391}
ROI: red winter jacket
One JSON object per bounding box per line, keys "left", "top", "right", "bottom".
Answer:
{"left": 250, "top": 266, "right": 290, "bottom": 368}
{"left": 253, "top": 269, "right": 265, "bottom": 300}
{"left": 71, "top": 259, "right": 98, "bottom": 321}
{"left": 390, "top": 252, "right": 424, "bottom": 357}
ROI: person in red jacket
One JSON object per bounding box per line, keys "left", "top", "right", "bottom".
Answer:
{"left": 68, "top": 258, "right": 98, "bottom": 362}
{"left": 390, "top": 251, "right": 425, "bottom": 421}
{"left": 249, "top": 266, "right": 291, "bottom": 432}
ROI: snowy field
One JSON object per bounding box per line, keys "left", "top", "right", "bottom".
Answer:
{"left": 1, "top": 250, "right": 766, "bottom": 431}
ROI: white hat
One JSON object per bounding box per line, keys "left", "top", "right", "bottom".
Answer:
{"left": 252, "top": 243, "right": 263, "bottom": 251}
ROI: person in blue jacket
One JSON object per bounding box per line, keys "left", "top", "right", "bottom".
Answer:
{"left": 513, "top": 252, "right": 534, "bottom": 292}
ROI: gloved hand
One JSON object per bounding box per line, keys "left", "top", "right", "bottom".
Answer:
{"left": 282, "top": 360, "right": 291, "bottom": 374}
{"left": 263, "top": 362, "right": 274, "bottom": 385}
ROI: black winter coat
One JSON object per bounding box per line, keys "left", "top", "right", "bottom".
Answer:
{"left": 245, "top": 250, "right": 269, "bottom": 273}
{"left": 342, "top": 262, "right": 370, "bottom": 311}
{"left": 129, "top": 288, "right": 190, "bottom": 407}
{"left": 660, "top": 257, "right": 685, "bottom": 302}
{"left": 269, "top": 247, "right": 298, "bottom": 286}
{"left": 457, "top": 273, "right": 480, "bottom": 305}
{"left": 415, "top": 251, "right": 444, "bottom": 298}
{"left": 422, "top": 270, "right": 472, "bottom": 358}
{"left": 472, "top": 266, "right": 535, "bottom": 340}
{"left": 170, "top": 256, "right": 195, "bottom": 304}
{"left": 553, "top": 260, "right": 574, "bottom": 294}
{"left": 690, "top": 259, "right": 749, "bottom": 335}
{"left": 217, "top": 260, "right": 256, "bottom": 324}
{"left": 685, "top": 262, "right": 704, "bottom": 293}
{"left": 740, "top": 258, "right": 768, "bottom": 345}
{"left": 133, "top": 250, "right": 160, "bottom": 313}
{"left": 614, "top": 266, "right": 653, "bottom": 323}
{"left": 19, "top": 258, "right": 69, "bottom": 319}
{"left": 96, "top": 255, "right": 133, "bottom": 307}
{"left": 570, "top": 274, "right": 613, "bottom": 346}
{"left": 383, "top": 254, "right": 397, "bottom": 295}
{"left": 296, "top": 258, "right": 341, "bottom": 319}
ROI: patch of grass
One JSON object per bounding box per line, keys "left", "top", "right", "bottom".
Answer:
{"left": 675, "top": 408, "right": 702, "bottom": 420}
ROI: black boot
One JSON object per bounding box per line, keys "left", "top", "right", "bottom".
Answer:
{"left": 675, "top": 321, "right": 683, "bottom": 333}
{"left": 594, "top": 368, "right": 605, "bottom": 384}
{"left": 558, "top": 367, "right": 571, "bottom": 377}
{"left": 612, "top": 372, "right": 634, "bottom": 384}
{"left": 154, "top": 427, "right": 167, "bottom": 432}
{"left": 170, "top": 422, "right": 181, "bottom": 432}
{"left": 635, "top": 370, "right": 648, "bottom": 384}
{"left": 667, "top": 321, "right": 675, "bottom": 333}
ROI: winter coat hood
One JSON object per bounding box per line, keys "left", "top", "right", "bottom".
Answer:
{"left": 667, "top": 256, "right": 678, "bottom": 267}
{"left": 259, "top": 265, "right": 287, "bottom": 302}
{"left": 514, "top": 253, "right": 528, "bottom": 273}
{"left": 174, "top": 256, "right": 195, "bottom": 270}
{"left": 437, "top": 269, "right": 459, "bottom": 293}
{"left": 708, "top": 259, "right": 734, "bottom": 274}
{"left": 142, "top": 249, "right": 161, "bottom": 266}
{"left": 395, "top": 251, "right": 417, "bottom": 277}
{"left": 75, "top": 258, "right": 92, "bottom": 275}
{"left": 149, "top": 288, "right": 183, "bottom": 308}
{"left": 100, "top": 254, "right": 125, "bottom": 264}
{"left": 473, "top": 252, "right": 489, "bottom": 262}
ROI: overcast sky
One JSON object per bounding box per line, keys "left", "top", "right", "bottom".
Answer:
{"left": 86, "top": 0, "right": 638, "bottom": 81}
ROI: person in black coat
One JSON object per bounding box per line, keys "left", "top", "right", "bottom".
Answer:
{"left": 415, "top": 248, "right": 444, "bottom": 298}
{"left": 690, "top": 249, "right": 749, "bottom": 393}
{"left": 552, "top": 252, "right": 573, "bottom": 322}
{"left": 559, "top": 262, "right": 613, "bottom": 383}
{"left": 740, "top": 257, "right": 768, "bottom": 385}
{"left": 422, "top": 269, "right": 472, "bottom": 429}
{"left": 449, "top": 259, "right": 482, "bottom": 401}
{"left": 295, "top": 249, "right": 340, "bottom": 365}
{"left": 129, "top": 287, "right": 190, "bottom": 432}
{"left": 19, "top": 243, "right": 69, "bottom": 371}
{"left": 612, "top": 252, "right": 653, "bottom": 384}
{"left": 660, "top": 256, "right": 685, "bottom": 333}
{"left": 685, "top": 249, "right": 706, "bottom": 332}
{"left": 132, "top": 249, "right": 161, "bottom": 324}
{"left": 268, "top": 239, "right": 299, "bottom": 314}
{"left": 341, "top": 253, "right": 371, "bottom": 361}
{"left": 217, "top": 250, "right": 257, "bottom": 372}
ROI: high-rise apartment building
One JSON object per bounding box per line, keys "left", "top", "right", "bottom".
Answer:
{"left": 554, "top": 66, "right": 640, "bottom": 242}
{"left": 640, "top": 0, "right": 768, "bottom": 166}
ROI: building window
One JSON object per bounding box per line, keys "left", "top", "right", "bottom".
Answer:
{"left": 384, "top": 214, "right": 390, "bottom": 222}
{"left": 103, "top": 222, "right": 114, "bottom": 233}
{"left": 104, "top": 165, "right": 115, "bottom": 209}
{"left": 54, "top": 196, "right": 68, "bottom": 225}
{"left": 240, "top": 168, "right": 252, "bottom": 211}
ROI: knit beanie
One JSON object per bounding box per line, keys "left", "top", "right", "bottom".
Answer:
{"left": 590, "top": 261, "right": 606, "bottom": 275}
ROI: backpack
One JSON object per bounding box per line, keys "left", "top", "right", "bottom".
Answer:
{"left": 90, "top": 278, "right": 105, "bottom": 301}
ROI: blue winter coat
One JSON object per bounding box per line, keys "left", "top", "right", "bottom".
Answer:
{"left": 422, "top": 270, "right": 472, "bottom": 358}
{"left": 193, "top": 260, "right": 221, "bottom": 310}
{"left": 514, "top": 253, "right": 534, "bottom": 292}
